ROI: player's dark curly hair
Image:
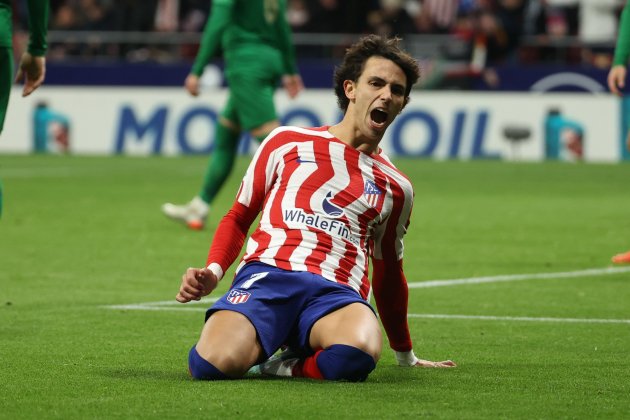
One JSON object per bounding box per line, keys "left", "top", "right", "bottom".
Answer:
{"left": 334, "top": 35, "right": 420, "bottom": 112}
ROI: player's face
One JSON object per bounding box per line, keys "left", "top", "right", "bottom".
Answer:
{"left": 345, "top": 56, "right": 408, "bottom": 144}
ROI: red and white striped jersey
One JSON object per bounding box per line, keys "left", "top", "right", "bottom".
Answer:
{"left": 229, "top": 126, "right": 415, "bottom": 300}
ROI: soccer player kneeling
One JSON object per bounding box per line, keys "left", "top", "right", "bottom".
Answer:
{"left": 176, "top": 35, "right": 456, "bottom": 381}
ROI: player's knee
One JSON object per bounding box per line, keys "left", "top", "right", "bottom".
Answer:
{"left": 351, "top": 334, "right": 382, "bottom": 362}
{"left": 188, "top": 345, "right": 229, "bottom": 380}
{"left": 316, "top": 344, "right": 377, "bottom": 382}
{"left": 208, "top": 351, "right": 251, "bottom": 377}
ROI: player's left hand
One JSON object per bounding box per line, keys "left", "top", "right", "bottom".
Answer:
{"left": 15, "top": 52, "right": 46, "bottom": 97}
{"left": 395, "top": 349, "right": 457, "bottom": 368}
{"left": 413, "top": 359, "right": 457, "bottom": 368}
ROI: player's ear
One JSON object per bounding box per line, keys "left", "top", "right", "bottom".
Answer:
{"left": 401, "top": 96, "right": 410, "bottom": 112}
{"left": 344, "top": 80, "right": 356, "bottom": 101}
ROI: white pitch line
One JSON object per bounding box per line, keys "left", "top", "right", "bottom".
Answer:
{"left": 106, "top": 304, "right": 206, "bottom": 312}
{"left": 103, "top": 266, "right": 630, "bottom": 320}
{"left": 128, "top": 298, "right": 219, "bottom": 306}
{"left": 105, "top": 297, "right": 219, "bottom": 311}
{"left": 1, "top": 167, "right": 83, "bottom": 178}
{"left": 104, "top": 305, "right": 630, "bottom": 325}
{"left": 408, "top": 314, "right": 630, "bottom": 324}
{"left": 408, "top": 266, "right": 630, "bottom": 289}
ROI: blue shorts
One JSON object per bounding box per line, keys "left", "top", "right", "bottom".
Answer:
{"left": 206, "top": 262, "right": 374, "bottom": 358}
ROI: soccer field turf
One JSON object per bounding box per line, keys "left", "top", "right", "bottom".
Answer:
{"left": 1, "top": 155, "right": 629, "bottom": 419}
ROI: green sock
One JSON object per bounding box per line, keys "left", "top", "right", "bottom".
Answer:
{"left": 199, "top": 123, "right": 240, "bottom": 204}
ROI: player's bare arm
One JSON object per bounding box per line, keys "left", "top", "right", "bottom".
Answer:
{"left": 176, "top": 267, "right": 218, "bottom": 302}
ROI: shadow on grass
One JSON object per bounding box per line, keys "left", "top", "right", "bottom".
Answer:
{"left": 99, "top": 365, "right": 458, "bottom": 385}
{"left": 100, "top": 367, "right": 190, "bottom": 381}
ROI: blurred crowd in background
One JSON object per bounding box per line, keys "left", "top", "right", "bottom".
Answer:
{"left": 9, "top": 0, "right": 627, "bottom": 79}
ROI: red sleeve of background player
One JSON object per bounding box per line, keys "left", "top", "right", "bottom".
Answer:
{"left": 372, "top": 258, "right": 412, "bottom": 352}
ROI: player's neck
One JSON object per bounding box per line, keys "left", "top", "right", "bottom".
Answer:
{"left": 328, "top": 122, "right": 380, "bottom": 155}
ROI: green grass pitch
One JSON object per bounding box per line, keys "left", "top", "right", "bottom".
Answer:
{"left": 1, "top": 155, "right": 629, "bottom": 419}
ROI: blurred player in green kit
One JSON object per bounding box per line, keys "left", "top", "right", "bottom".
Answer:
{"left": 162, "top": 0, "right": 304, "bottom": 230}
{"left": 0, "top": 0, "right": 49, "bottom": 219}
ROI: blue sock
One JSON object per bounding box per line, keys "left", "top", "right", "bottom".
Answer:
{"left": 188, "top": 345, "right": 229, "bottom": 380}
{"left": 315, "top": 344, "right": 376, "bottom": 382}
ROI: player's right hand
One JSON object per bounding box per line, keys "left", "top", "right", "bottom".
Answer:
{"left": 185, "top": 74, "right": 201, "bottom": 97}
{"left": 176, "top": 267, "right": 218, "bottom": 303}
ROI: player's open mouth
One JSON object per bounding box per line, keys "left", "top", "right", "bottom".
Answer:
{"left": 370, "top": 108, "right": 388, "bottom": 126}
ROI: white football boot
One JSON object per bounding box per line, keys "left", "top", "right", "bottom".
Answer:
{"left": 161, "top": 196, "right": 209, "bottom": 230}
{"left": 249, "top": 348, "right": 300, "bottom": 377}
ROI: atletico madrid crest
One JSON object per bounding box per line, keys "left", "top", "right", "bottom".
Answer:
{"left": 363, "top": 180, "right": 382, "bottom": 207}
{"left": 227, "top": 289, "right": 251, "bottom": 304}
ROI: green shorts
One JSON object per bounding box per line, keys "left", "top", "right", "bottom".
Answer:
{"left": 221, "top": 45, "right": 284, "bottom": 130}
{"left": 0, "top": 46, "right": 13, "bottom": 133}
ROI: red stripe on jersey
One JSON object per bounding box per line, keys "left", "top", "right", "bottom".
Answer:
{"left": 269, "top": 146, "right": 302, "bottom": 270}
{"left": 332, "top": 147, "right": 362, "bottom": 289}
{"left": 237, "top": 135, "right": 290, "bottom": 264}
{"left": 336, "top": 240, "right": 358, "bottom": 288}
{"left": 376, "top": 170, "right": 408, "bottom": 263}
{"left": 292, "top": 139, "right": 336, "bottom": 268}
{"left": 295, "top": 140, "right": 334, "bottom": 212}
{"left": 359, "top": 258, "right": 371, "bottom": 298}
{"left": 244, "top": 230, "right": 273, "bottom": 264}
{"left": 369, "top": 163, "right": 389, "bottom": 220}
{"left": 355, "top": 163, "right": 390, "bottom": 298}
{"left": 248, "top": 138, "right": 280, "bottom": 206}
{"left": 242, "top": 129, "right": 330, "bottom": 270}
{"left": 303, "top": 231, "right": 332, "bottom": 276}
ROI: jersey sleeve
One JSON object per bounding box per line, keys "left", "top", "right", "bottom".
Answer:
{"left": 190, "top": 0, "right": 234, "bottom": 76}
{"left": 26, "top": 0, "right": 49, "bottom": 56}
{"left": 614, "top": 2, "right": 630, "bottom": 66}
{"left": 370, "top": 181, "right": 414, "bottom": 352}
{"left": 205, "top": 202, "right": 258, "bottom": 274}
{"left": 205, "top": 129, "right": 283, "bottom": 274}
{"left": 372, "top": 258, "right": 412, "bottom": 352}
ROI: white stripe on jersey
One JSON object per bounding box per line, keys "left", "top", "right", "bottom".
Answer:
{"left": 283, "top": 141, "right": 318, "bottom": 272}
{"left": 237, "top": 126, "right": 317, "bottom": 207}
{"left": 320, "top": 141, "right": 352, "bottom": 281}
